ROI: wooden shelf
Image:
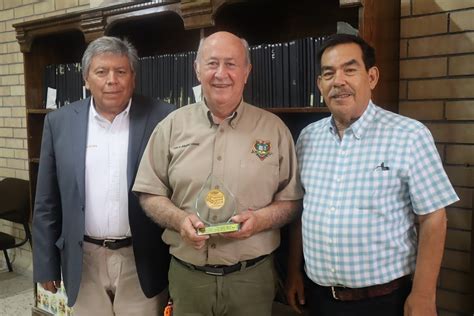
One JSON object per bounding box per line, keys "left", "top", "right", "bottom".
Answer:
{"left": 27, "top": 105, "right": 329, "bottom": 114}
{"left": 27, "top": 109, "right": 54, "bottom": 114}
{"left": 267, "top": 107, "right": 330, "bottom": 114}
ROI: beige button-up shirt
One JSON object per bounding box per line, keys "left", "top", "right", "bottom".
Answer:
{"left": 133, "top": 100, "right": 303, "bottom": 266}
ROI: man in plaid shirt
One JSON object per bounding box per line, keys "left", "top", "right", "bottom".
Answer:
{"left": 286, "top": 34, "right": 458, "bottom": 316}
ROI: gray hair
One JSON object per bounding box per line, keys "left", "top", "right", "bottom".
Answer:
{"left": 81, "top": 36, "right": 138, "bottom": 80}
{"left": 195, "top": 35, "right": 251, "bottom": 65}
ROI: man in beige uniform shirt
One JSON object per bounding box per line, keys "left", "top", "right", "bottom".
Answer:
{"left": 133, "top": 31, "right": 303, "bottom": 316}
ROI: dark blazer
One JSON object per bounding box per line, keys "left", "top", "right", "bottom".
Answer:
{"left": 32, "top": 95, "right": 174, "bottom": 306}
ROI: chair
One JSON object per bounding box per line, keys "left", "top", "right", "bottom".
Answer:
{"left": 0, "top": 178, "right": 32, "bottom": 272}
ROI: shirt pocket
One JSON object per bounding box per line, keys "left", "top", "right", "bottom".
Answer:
{"left": 237, "top": 158, "right": 279, "bottom": 211}
{"left": 357, "top": 170, "right": 401, "bottom": 210}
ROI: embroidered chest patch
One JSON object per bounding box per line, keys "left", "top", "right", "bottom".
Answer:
{"left": 251, "top": 140, "right": 272, "bottom": 161}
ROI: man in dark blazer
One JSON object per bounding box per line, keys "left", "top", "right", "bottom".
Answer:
{"left": 32, "top": 36, "right": 174, "bottom": 315}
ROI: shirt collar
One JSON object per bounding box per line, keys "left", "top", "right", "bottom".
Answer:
{"left": 201, "top": 98, "right": 245, "bottom": 128}
{"left": 351, "top": 100, "right": 376, "bottom": 139}
{"left": 89, "top": 97, "right": 132, "bottom": 123}
{"left": 327, "top": 100, "right": 377, "bottom": 140}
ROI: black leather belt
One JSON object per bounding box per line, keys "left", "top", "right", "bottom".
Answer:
{"left": 316, "top": 275, "right": 412, "bottom": 301}
{"left": 83, "top": 236, "right": 132, "bottom": 250}
{"left": 173, "top": 254, "right": 269, "bottom": 276}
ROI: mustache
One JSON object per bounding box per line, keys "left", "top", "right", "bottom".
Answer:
{"left": 329, "top": 88, "right": 354, "bottom": 98}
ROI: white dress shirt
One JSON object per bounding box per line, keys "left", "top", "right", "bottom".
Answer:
{"left": 84, "top": 98, "right": 131, "bottom": 238}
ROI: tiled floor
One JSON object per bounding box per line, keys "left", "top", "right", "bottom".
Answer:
{"left": 0, "top": 269, "right": 34, "bottom": 316}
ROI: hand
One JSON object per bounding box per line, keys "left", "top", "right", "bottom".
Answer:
{"left": 286, "top": 270, "right": 305, "bottom": 313}
{"left": 41, "top": 280, "right": 61, "bottom": 293}
{"left": 404, "top": 292, "right": 437, "bottom": 316}
{"left": 222, "top": 209, "right": 262, "bottom": 239}
{"left": 179, "top": 213, "right": 209, "bottom": 249}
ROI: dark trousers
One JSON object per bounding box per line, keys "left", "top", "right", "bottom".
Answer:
{"left": 306, "top": 280, "right": 412, "bottom": 316}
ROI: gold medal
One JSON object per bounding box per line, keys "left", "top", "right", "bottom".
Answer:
{"left": 205, "top": 189, "right": 225, "bottom": 209}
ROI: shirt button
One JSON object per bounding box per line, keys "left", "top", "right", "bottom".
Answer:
{"left": 215, "top": 185, "right": 220, "bottom": 190}
{"left": 330, "top": 207, "right": 336, "bottom": 212}
{"left": 220, "top": 128, "right": 224, "bottom": 133}
{"left": 217, "top": 156, "right": 222, "bottom": 161}
{"left": 331, "top": 268, "right": 336, "bottom": 273}
{"left": 336, "top": 176, "right": 341, "bottom": 182}
{"left": 341, "top": 150, "right": 346, "bottom": 155}
{"left": 212, "top": 215, "right": 217, "bottom": 221}
{"left": 210, "top": 243, "right": 216, "bottom": 249}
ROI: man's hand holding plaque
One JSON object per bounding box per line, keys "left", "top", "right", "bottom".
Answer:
{"left": 195, "top": 175, "right": 240, "bottom": 235}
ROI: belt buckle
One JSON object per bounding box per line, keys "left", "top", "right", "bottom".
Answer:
{"left": 205, "top": 270, "right": 224, "bottom": 276}
{"left": 203, "top": 266, "right": 225, "bottom": 276}
{"left": 102, "top": 239, "right": 117, "bottom": 249}
{"left": 331, "top": 286, "right": 339, "bottom": 300}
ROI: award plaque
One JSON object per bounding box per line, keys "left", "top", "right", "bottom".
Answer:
{"left": 195, "top": 175, "right": 240, "bottom": 235}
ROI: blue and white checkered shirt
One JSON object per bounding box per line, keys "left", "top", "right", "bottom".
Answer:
{"left": 296, "top": 101, "right": 459, "bottom": 288}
